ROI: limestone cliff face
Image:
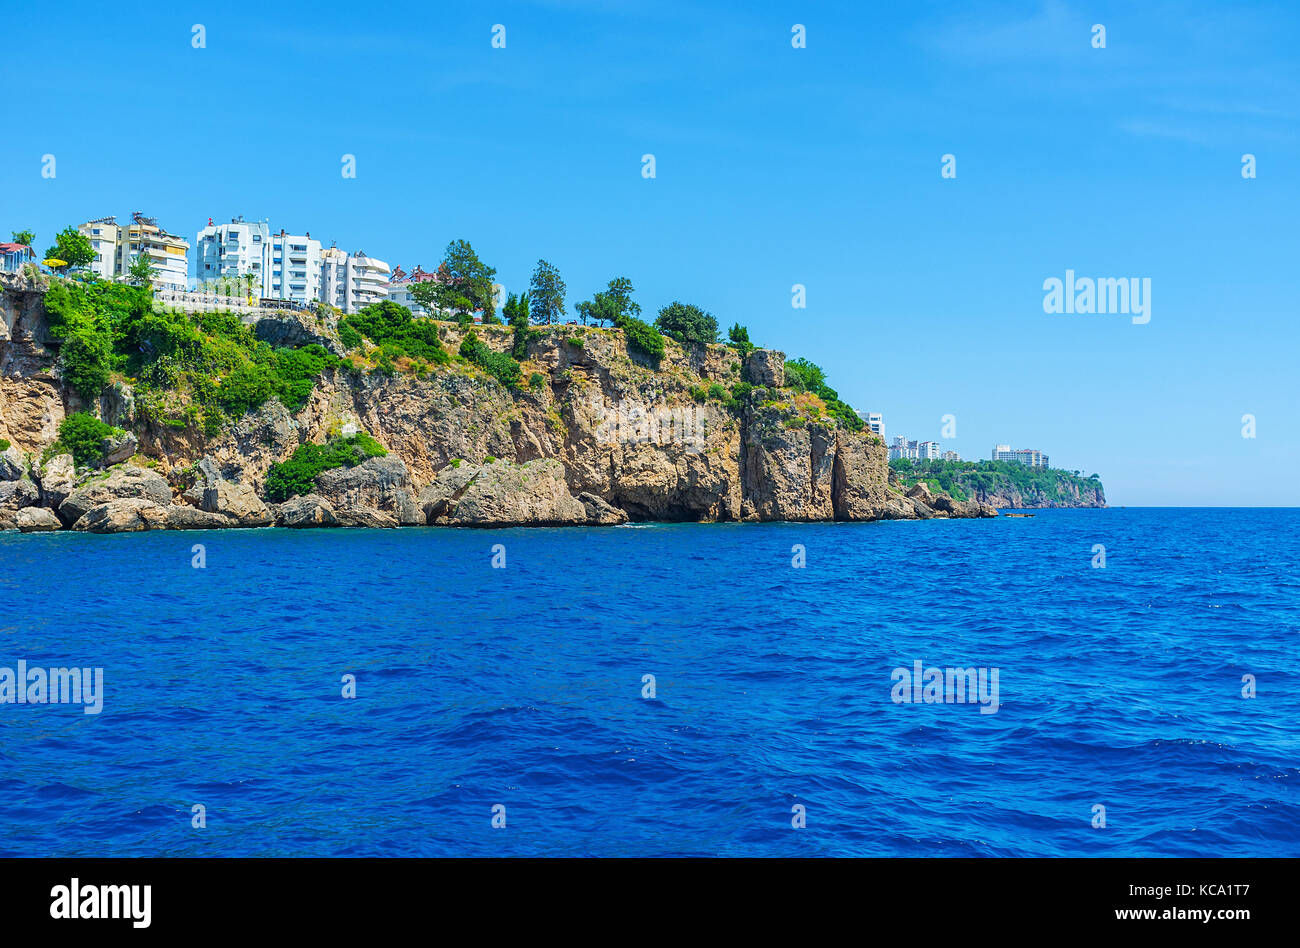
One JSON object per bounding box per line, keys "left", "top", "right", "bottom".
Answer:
{"left": 0, "top": 276, "right": 989, "bottom": 529}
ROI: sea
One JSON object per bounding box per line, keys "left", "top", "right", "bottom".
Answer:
{"left": 1, "top": 508, "right": 1296, "bottom": 856}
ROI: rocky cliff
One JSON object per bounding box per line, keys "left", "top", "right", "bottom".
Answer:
{"left": 0, "top": 273, "right": 997, "bottom": 531}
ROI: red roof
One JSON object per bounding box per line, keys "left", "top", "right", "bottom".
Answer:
{"left": 0, "top": 243, "right": 32, "bottom": 253}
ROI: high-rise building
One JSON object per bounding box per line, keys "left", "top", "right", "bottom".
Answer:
{"left": 917, "top": 441, "right": 941, "bottom": 460}
{"left": 195, "top": 216, "right": 271, "bottom": 294}
{"left": 265, "top": 230, "right": 322, "bottom": 304}
{"left": 79, "top": 213, "right": 190, "bottom": 290}
{"left": 321, "top": 247, "right": 391, "bottom": 314}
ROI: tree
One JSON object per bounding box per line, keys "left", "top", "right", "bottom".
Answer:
{"left": 43, "top": 227, "right": 95, "bottom": 272}
{"left": 411, "top": 239, "right": 498, "bottom": 323}
{"left": 127, "top": 253, "right": 158, "bottom": 287}
{"left": 575, "top": 276, "right": 640, "bottom": 327}
{"left": 528, "top": 259, "right": 566, "bottom": 325}
{"left": 505, "top": 293, "right": 533, "bottom": 360}
{"left": 727, "top": 323, "right": 755, "bottom": 357}
{"left": 655, "top": 301, "right": 718, "bottom": 347}
{"left": 11, "top": 229, "right": 35, "bottom": 248}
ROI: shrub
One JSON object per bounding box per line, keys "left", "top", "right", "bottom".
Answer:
{"left": 337, "top": 321, "right": 362, "bottom": 350}
{"left": 706, "top": 383, "right": 727, "bottom": 400}
{"left": 566, "top": 336, "right": 583, "bottom": 348}
{"left": 621, "top": 317, "right": 665, "bottom": 361}
{"left": 0, "top": 438, "right": 10, "bottom": 452}
{"left": 54, "top": 412, "right": 114, "bottom": 468}
{"left": 529, "top": 372, "right": 546, "bottom": 392}
{"left": 343, "top": 301, "right": 449, "bottom": 364}
{"left": 263, "top": 433, "right": 388, "bottom": 502}
{"left": 459, "top": 330, "right": 522, "bottom": 388}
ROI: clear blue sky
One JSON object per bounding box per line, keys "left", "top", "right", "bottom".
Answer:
{"left": 3, "top": 1, "right": 1297, "bottom": 505}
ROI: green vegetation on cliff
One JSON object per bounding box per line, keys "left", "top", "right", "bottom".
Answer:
{"left": 891, "top": 458, "right": 1104, "bottom": 505}
{"left": 52, "top": 412, "right": 119, "bottom": 467}
{"left": 43, "top": 279, "right": 338, "bottom": 436}
{"left": 264, "top": 433, "right": 388, "bottom": 502}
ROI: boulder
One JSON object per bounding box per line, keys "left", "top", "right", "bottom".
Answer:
{"left": 417, "top": 457, "right": 617, "bottom": 526}
{"left": 182, "top": 457, "right": 273, "bottom": 525}
{"left": 278, "top": 493, "right": 339, "bottom": 528}
{"left": 315, "top": 456, "right": 419, "bottom": 523}
{"left": 906, "top": 482, "right": 935, "bottom": 505}
{"left": 100, "top": 431, "right": 139, "bottom": 465}
{"left": 59, "top": 465, "right": 173, "bottom": 527}
{"left": 72, "top": 498, "right": 163, "bottom": 533}
{"left": 15, "top": 507, "right": 61, "bottom": 532}
{"left": 0, "top": 477, "right": 40, "bottom": 514}
{"left": 138, "top": 505, "right": 237, "bottom": 530}
{"left": 744, "top": 349, "right": 785, "bottom": 387}
{"left": 0, "top": 444, "right": 26, "bottom": 481}
{"left": 577, "top": 491, "right": 629, "bottom": 525}
{"left": 36, "top": 454, "right": 76, "bottom": 508}
{"left": 334, "top": 506, "right": 399, "bottom": 528}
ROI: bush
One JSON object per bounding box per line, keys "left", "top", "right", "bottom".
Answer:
{"left": 263, "top": 433, "right": 388, "bottom": 502}
{"left": 621, "top": 317, "right": 665, "bottom": 361}
{"left": 0, "top": 438, "right": 11, "bottom": 452}
{"left": 459, "top": 330, "right": 522, "bottom": 388}
{"left": 54, "top": 412, "right": 114, "bottom": 468}
{"left": 529, "top": 372, "right": 546, "bottom": 391}
{"left": 566, "top": 336, "right": 584, "bottom": 348}
{"left": 337, "top": 321, "right": 362, "bottom": 350}
{"left": 343, "top": 301, "right": 450, "bottom": 364}
{"left": 782, "top": 357, "right": 863, "bottom": 431}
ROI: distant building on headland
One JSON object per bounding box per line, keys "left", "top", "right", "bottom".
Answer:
{"left": 992, "top": 444, "right": 1049, "bottom": 468}
{"left": 857, "top": 411, "right": 885, "bottom": 441}
{"left": 81, "top": 213, "right": 190, "bottom": 291}
{"left": 941, "top": 450, "right": 961, "bottom": 462}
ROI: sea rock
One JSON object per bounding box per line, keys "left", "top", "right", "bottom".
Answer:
{"left": 831, "top": 429, "right": 889, "bottom": 521}
{"left": 15, "top": 507, "right": 61, "bottom": 532}
{"left": 577, "top": 491, "right": 628, "bottom": 525}
{"left": 182, "top": 456, "right": 273, "bottom": 525}
{"left": 278, "top": 493, "right": 338, "bottom": 528}
{"left": 59, "top": 465, "right": 173, "bottom": 527}
{"left": 334, "top": 506, "right": 399, "bottom": 528}
{"left": 0, "top": 476, "right": 39, "bottom": 514}
{"left": 906, "top": 482, "right": 935, "bottom": 505}
{"left": 418, "top": 457, "right": 612, "bottom": 526}
{"left": 36, "top": 453, "right": 76, "bottom": 508}
{"left": 742, "top": 408, "right": 837, "bottom": 521}
{"left": 139, "top": 505, "right": 237, "bottom": 530}
{"left": 72, "top": 498, "right": 162, "bottom": 533}
{"left": 315, "top": 456, "right": 420, "bottom": 524}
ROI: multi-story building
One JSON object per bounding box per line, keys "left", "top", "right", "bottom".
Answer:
{"left": 941, "top": 450, "right": 962, "bottom": 462}
{"left": 888, "top": 437, "right": 921, "bottom": 462}
{"left": 992, "top": 445, "right": 1049, "bottom": 468}
{"left": 79, "top": 213, "right": 190, "bottom": 290}
{"left": 321, "top": 247, "right": 391, "bottom": 314}
{"left": 195, "top": 216, "right": 271, "bottom": 294}
{"left": 917, "top": 441, "right": 941, "bottom": 460}
{"left": 264, "top": 230, "right": 322, "bottom": 304}
{"left": 385, "top": 264, "right": 435, "bottom": 315}
{"left": 858, "top": 411, "right": 885, "bottom": 441}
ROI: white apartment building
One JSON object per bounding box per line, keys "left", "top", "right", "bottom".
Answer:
{"left": 265, "top": 231, "right": 322, "bottom": 304}
{"left": 858, "top": 411, "right": 885, "bottom": 441}
{"left": 195, "top": 217, "right": 271, "bottom": 294}
{"left": 941, "top": 450, "right": 961, "bottom": 462}
{"left": 322, "top": 247, "right": 391, "bottom": 314}
{"left": 992, "top": 445, "right": 1049, "bottom": 468}
{"left": 917, "top": 441, "right": 941, "bottom": 460}
{"left": 79, "top": 213, "right": 190, "bottom": 291}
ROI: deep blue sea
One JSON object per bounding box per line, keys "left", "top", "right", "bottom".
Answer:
{"left": 1, "top": 508, "right": 1297, "bottom": 857}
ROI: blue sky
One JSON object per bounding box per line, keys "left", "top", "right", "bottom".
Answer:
{"left": 3, "top": 0, "right": 1297, "bottom": 505}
